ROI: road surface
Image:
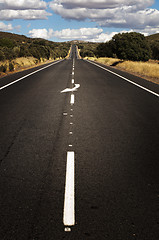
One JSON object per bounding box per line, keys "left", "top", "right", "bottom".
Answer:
{"left": 0, "top": 46, "right": 159, "bottom": 239}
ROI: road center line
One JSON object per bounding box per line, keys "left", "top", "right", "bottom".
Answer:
{"left": 63, "top": 151, "right": 75, "bottom": 227}
{"left": 86, "top": 59, "right": 159, "bottom": 98}
{"left": 0, "top": 59, "right": 64, "bottom": 91}
{"left": 70, "top": 93, "right": 75, "bottom": 105}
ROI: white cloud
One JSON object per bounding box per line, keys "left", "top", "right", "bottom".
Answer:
{"left": 29, "top": 27, "right": 104, "bottom": 41}
{"left": 0, "top": 0, "right": 51, "bottom": 20}
{"left": 0, "top": 0, "right": 47, "bottom": 10}
{"left": 49, "top": 0, "right": 159, "bottom": 35}
{"left": 90, "top": 32, "right": 118, "bottom": 42}
{"left": 50, "top": 0, "right": 154, "bottom": 10}
{"left": 0, "top": 10, "right": 51, "bottom": 20}
{"left": 29, "top": 28, "right": 54, "bottom": 39}
{"left": 28, "top": 27, "right": 125, "bottom": 42}
{"left": 53, "top": 28, "right": 103, "bottom": 40}
{"left": 0, "top": 21, "right": 13, "bottom": 31}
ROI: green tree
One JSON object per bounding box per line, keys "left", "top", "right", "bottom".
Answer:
{"left": 112, "top": 32, "right": 151, "bottom": 61}
{"left": 0, "top": 49, "right": 5, "bottom": 61}
{"left": 0, "top": 38, "right": 15, "bottom": 48}
{"left": 150, "top": 41, "right": 159, "bottom": 60}
{"left": 96, "top": 42, "right": 113, "bottom": 58}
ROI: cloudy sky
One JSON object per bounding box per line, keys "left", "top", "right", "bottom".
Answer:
{"left": 0, "top": 0, "right": 159, "bottom": 42}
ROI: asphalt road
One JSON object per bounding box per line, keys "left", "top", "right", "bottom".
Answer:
{"left": 0, "top": 46, "right": 159, "bottom": 239}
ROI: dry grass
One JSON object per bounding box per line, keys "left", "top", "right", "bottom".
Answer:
{"left": 76, "top": 46, "right": 82, "bottom": 59}
{"left": 0, "top": 57, "right": 57, "bottom": 77}
{"left": 87, "top": 57, "right": 120, "bottom": 66}
{"left": 65, "top": 47, "right": 71, "bottom": 59}
{"left": 118, "top": 61, "right": 159, "bottom": 79}
{"left": 13, "top": 57, "right": 39, "bottom": 70}
{"left": 87, "top": 57, "right": 159, "bottom": 84}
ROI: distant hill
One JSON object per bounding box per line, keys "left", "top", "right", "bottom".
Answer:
{"left": 0, "top": 31, "right": 70, "bottom": 62}
{"left": 0, "top": 31, "right": 28, "bottom": 42}
{"left": 146, "top": 33, "right": 159, "bottom": 41}
{"left": 0, "top": 31, "right": 71, "bottom": 75}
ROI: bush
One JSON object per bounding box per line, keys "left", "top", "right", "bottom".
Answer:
{"left": 96, "top": 42, "right": 114, "bottom": 58}
{"left": 0, "top": 38, "right": 15, "bottom": 48}
{"left": 0, "top": 64, "right": 7, "bottom": 73}
{"left": 9, "top": 62, "right": 14, "bottom": 71}
{"left": 150, "top": 41, "right": 159, "bottom": 60}
{"left": 0, "top": 49, "right": 5, "bottom": 61}
{"left": 111, "top": 32, "right": 151, "bottom": 61}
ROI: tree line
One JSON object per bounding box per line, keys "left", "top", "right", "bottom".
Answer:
{"left": 0, "top": 32, "right": 70, "bottom": 72}
{"left": 78, "top": 32, "right": 159, "bottom": 61}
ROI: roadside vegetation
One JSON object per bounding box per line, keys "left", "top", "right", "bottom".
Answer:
{"left": 78, "top": 32, "right": 159, "bottom": 84}
{"left": 0, "top": 31, "right": 70, "bottom": 77}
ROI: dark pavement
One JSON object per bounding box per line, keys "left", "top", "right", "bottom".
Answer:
{"left": 0, "top": 46, "right": 159, "bottom": 239}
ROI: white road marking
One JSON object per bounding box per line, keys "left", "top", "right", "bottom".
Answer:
{"left": 86, "top": 60, "right": 159, "bottom": 98}
{"left": 61, "top": 84, "right": 80, "bottom": 93}
{"left": 69, "top": 132, "right": 73, "bottom": 135}
{"left": 65, "top": 227, "right": 71, "bottom": 232}
{"left": 70, "top": 115, "right": 73, "bottom": 118}
{"left": 70, "top": 94, "right": 75, "bottom": 105}
{"left": 70, "top": 122, "right": 73, "bottom": 125}
{"left": 72, "top": 71, "right": 74, "bottom": 76}
{"left": 0, "top": 59, "right": 64, "bottom": 91}
{"left": 69, "top": 145, "right": 73, "bottom": 147}
{"left": 72, "top": 79, "right": 75, "bottom": 84}
{"left": 63, "top": 151, "right": 75, "bottom": 226}
{"left": 63, "top": 113, "right": 68, "bottom": 116}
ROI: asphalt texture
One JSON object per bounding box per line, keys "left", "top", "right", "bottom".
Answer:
{"left": 0, "top": 46, "right": 159, "bottom": 239}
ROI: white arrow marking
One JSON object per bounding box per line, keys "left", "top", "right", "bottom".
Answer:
{"left": 61, "top": 84, "right": 80, "bottom": 93}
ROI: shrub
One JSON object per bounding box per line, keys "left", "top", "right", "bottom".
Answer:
{"left": 0, "top": 38, "right": 15, "bottom": 48}
{"left": 0, "top": 64, "right": 7, "bottom": 73}
{"left": 111, "top": 32, "right": 151, "bottom": 61}
{"left": 0, "top": 49, "right": 5, "bottom": 61}
{"left": 9, "top": 62, "right": 14, "bottom": 71}
{"left": 150, "top": 41, "right": 159, "bottom": 60}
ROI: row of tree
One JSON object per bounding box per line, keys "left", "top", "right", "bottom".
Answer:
{"left": 78, "top": 32, "right": 159, "bottom": 61}
{"left": 0, "top": 32, "right": 70, "bottom": 62}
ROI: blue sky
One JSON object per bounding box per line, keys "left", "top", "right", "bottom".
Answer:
{"left": 0, "top": 0, "right": 159, "bottom": 42}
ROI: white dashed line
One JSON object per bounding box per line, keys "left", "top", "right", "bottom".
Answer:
{"left": 72, "top": 79, "right": 75, "bottom": 84}
{"left": 65, "top": 227, "right": 71, "bottom": 232}
{"left": 70, "top": 94, "right": 75, "bottom": 105}
{"left": 63, "top": 151, "right": 75, "bottom": 227}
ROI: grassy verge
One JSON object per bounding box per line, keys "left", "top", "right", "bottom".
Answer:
{"left": 0, "top": 57, "right": 61, "bottom": 78}
{"left": 87, "top": 57, "right": 159, "bottom": 85}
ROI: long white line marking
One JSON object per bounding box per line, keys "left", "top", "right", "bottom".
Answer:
{"left": 63, "top": 151, "right": 75, "bottom": 227}
{"left": 70, "top": 93, "right": 75, "bottom": 105}
{"left": 86, "top": 60, "right": 159, "bottom": 98}
{"left": 0, "top": 59, "right": 64, "bottom": 91}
